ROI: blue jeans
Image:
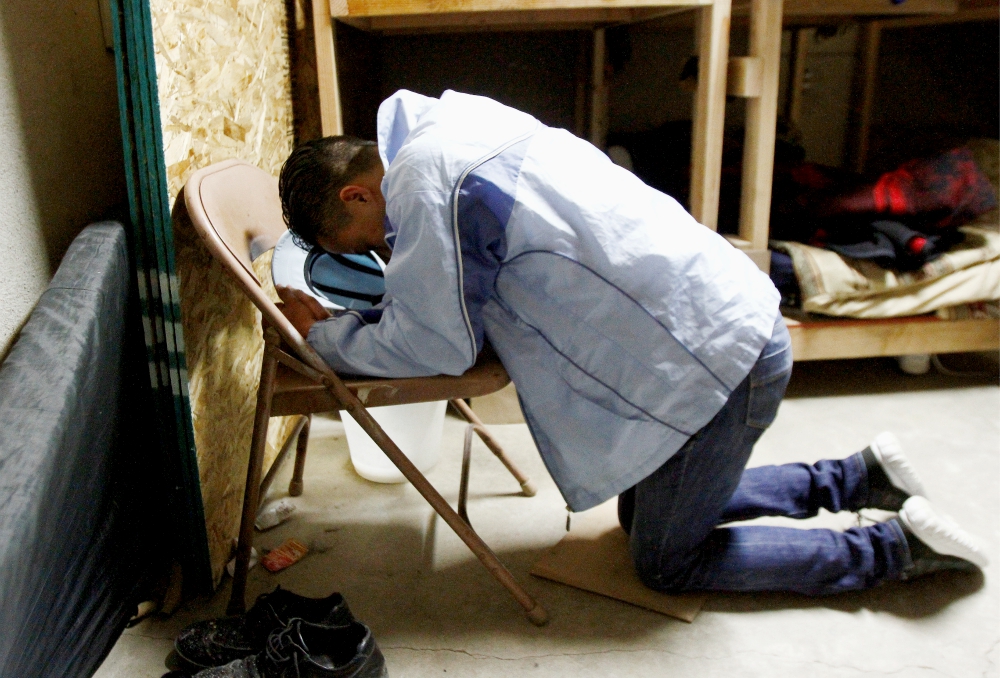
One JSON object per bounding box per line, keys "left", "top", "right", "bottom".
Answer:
{"left": 623, "top": 318, "right": 911, "bottom": 595}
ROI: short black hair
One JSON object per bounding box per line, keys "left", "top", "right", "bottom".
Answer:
{"left": 278, "top": 136, "right": 381, "bottom": 249}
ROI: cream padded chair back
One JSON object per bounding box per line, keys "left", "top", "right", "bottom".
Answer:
{"left": 183, "top": 159, "right": 328, "bottom": 373}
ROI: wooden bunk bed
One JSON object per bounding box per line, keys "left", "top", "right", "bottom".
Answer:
{"left": 768, "top": 1, "right": 1000, "bottom": 360}
{"left": 720, "top": 0, "right": 1000, "bottom": 361}
{"left": 309, "top": 0, "right": 999, "bottom": 362}
{"left": 311, "top": 0, "right": 736, "bottom": 232}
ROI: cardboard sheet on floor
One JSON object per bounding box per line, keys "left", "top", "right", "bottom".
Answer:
{"left": 531, "top": 500, "right": 706, "bottom": 622}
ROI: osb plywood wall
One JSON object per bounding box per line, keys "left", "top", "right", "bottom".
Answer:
{"left": 151, "top": 0, "right": 299, "bottom": 586}
{"left": 173, "top": 223, "right": 300, "bottom": 586}
{"left": 153, "top": 0, "right": 294, "bottom": 196}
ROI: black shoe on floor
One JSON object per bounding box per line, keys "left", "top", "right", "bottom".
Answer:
{"left": 618, "top": 486, "right": 636, "bottom": 536}
{"left": 176, "top": 587, "right": 354, "bottom": 669}
{"left": 901, "top": 528, "right": 982, "bottom": 580}
{"left": 192, "top": 619, "right": 388, "bottom": 678}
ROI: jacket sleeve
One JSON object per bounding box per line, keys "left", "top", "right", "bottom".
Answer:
{"left": 305, "top": 188, "right": 479, "bottom": 378}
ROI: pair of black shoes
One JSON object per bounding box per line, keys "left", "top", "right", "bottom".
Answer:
{"left": 171, "top": 587, "right": 387, "bottom": 677}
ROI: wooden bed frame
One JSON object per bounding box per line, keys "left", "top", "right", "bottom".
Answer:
{"left": 776, "top": 1, "right": 1000, "bottom": 360}
{"left": 311, "top": 0, "right": 735, "bottom": 232}
{"left": 309, "top": 0, "right": 999, "bottom": 362}
{"left": 645, "top": 0, "right": 998, "bottom": 361}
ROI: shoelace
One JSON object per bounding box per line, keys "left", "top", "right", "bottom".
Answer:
{"left": 263, "top": 619, "right": 310, "bottom": 678}
{"left": 245, "top": 591, "right": 292, "bottom": 640}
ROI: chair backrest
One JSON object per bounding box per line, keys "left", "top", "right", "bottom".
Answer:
{"left": 183, "top": 159, "right": 331, "bottom": 374}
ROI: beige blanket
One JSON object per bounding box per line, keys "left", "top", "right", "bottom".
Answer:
{"left": 772, "top": 227, "right": 1000, "bottom": 318}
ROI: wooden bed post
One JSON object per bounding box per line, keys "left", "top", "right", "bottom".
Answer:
{"left": 590, "top": 27, "right": 608, "bottom": 149}
{"left": 313, "top": 0, "right": 344, "bottom": 136}
{"left": 786, "top": 26, "right": 814, "bottom": 126}
{"left": 574, "top": 31, "right": 590, "bottom": 139}
{"left": 690, "top": 0, "right": 732, "bottom": 231}
{"left": 737, "top": 0, "right": 783, "bottom": 271}
{"left": 850, "top": 20, "right": 882, "bottom": 175}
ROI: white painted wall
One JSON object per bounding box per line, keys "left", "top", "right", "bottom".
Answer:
{"left": 0, "top": 26, "right": 49, "bottom": 357}
{"left": 792, "top": 26, "right": 858, "bottom": 168}
{"left": 0, "top": 0, "right": 125, "bottom": 357}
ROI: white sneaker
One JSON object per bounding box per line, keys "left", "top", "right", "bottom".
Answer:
{"left": 870, "top": 432, "right": 927, "bottom": 499}
{"left": 898, "top": 496, "right": 989, "bottom": 570}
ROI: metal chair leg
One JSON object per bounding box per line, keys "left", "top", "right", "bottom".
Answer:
{"left": 228, "top": 331, "right": 279, "bottom": 615}
{"left": 288, "top": 414, "right": 311, "bottom": 496}
{"left": 458, "top": 425, "right": 474, "bottom": 526}
{"left": 334, "top": 390, "right": 548, "bottom": 626}
{"left": 449, "top": 399, "right": 537, "bottom": 497}
{"left": 257, "top": 415, "right": 309, "bottom": 510}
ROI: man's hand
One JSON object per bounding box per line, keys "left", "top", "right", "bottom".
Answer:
{"left": 276, "top": 285, "right": 332, "bottom": 337}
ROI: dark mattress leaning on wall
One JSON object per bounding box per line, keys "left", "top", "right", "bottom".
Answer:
{"left": 0, "top": 222, "right": 158, "bottom": 677}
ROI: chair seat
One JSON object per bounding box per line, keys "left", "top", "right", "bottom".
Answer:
{"left": 271, "top": 348, "right": 511, "bottom": 416}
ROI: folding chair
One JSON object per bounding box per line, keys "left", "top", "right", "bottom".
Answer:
{"left": 177, "top": 159, "right": 546, "bottom": 625}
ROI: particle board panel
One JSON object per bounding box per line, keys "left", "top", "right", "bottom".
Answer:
{"left": 174, "top": 216, "right": 302, "bottom": 587}
{"left": 150, "top": 0, "right": 302, "bottom": 586}
{"left": 786, "top": 315, "right": 1000, "bottom": 361}
{"left": 151, "top": 0, "right": 295, "bottom": 198}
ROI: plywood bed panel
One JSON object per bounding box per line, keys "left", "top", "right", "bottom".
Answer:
{"left": 786, "top": 315, "right": 1000, "bottom": 361}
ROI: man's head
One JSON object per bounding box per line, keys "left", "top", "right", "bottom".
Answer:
{"left": 278, "top": 136, "right": 388, "bottom": 258}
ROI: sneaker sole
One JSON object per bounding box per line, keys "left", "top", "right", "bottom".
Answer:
{"left": 898, "top": 496, "right": 989, "bottom": 569}
{"left": 870, "top": 432, "right": 928, "bottom": 499}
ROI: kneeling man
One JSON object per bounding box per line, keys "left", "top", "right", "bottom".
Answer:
{"left": 276, "top": 89, "right": 987, "bottom": 595}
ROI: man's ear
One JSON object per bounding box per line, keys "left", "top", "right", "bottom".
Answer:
{"left": 339, "top": 184, "right": 370, "bottom": 204}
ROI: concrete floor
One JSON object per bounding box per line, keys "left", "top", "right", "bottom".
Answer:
{"left": 96, "top": 354, "right": 999, "bottom": 678}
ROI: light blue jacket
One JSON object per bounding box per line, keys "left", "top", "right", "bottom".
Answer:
{"left": 308, "top": 90, "right": 781, "bottom": 510}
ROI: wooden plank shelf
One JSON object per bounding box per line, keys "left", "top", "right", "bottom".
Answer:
{"left": 785, "top": 314, "right": 1000, "bottom": 361}
{"left": 742, "top": 0, "right": 960, "bottom": 17}
{"left": 332, "top": 0, "right": 712, "bottom": 18}
{"left": 330, "top": 0, "right": 713, "bottom": 33}
{"left": 337, "top": 8, "right": 692, "bottom": 33}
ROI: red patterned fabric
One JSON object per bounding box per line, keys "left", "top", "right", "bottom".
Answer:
{"left": 825, "top": 147, "right": 997, "bottom": 229}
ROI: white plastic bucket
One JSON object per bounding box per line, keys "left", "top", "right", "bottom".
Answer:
{"left": 342, "top": 401, "right": 446, "bottom": 483}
